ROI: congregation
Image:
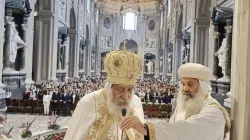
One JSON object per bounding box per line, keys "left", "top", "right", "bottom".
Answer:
{"left": 5, "top": 77, "right": 178, "bottom": 117}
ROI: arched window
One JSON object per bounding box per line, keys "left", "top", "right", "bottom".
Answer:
{"left": 96, "top": 9, "right": 99, "bottom": 25}
{"left": 123, "top": 12, "right": 137, "bottom": 30}
{"left": 86, "top": 0, "right": 90, "bottom": 13}
{"left": 168, "top": 0, "right": 172, "bottom": 16}
{"left": 160, "top": 13, "right": 163, "bottom": 28}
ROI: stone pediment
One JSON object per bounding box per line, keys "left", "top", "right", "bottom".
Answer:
{"left": 211, "top": 7, "right": 233, "bottom": 23}
{"left": 121, "top": 7, "right": 139, "bottom": 14}
{"left": 5, "top": 0, "right": 32, "bottom": 14}
{"left": 58, "top": 27, "right": 69, "bottom": 36}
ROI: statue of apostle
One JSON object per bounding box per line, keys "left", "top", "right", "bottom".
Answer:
{"left": 8, "top": 21, "right": 27, "bottom": 69}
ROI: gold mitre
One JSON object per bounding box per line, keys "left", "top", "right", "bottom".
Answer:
{"left": 104, "top": 43, "right": 142, "bottom": 86}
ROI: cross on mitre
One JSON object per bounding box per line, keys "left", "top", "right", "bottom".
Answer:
{"left": 122, "top": 39, "right": 127, "bottom": 51}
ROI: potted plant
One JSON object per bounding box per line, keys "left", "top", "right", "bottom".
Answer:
{"left": 21, "top": 118, "right": 36, "bottom": 139}
{"left": 48, "top": 116, "right": 60, "bottom": 130}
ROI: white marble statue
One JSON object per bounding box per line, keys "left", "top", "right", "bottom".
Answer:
{"left": 215, "top": 38, "right": 229, "bottom": 81}
{"left": 160, "top": 59, "right": 163, "bottom": 72}
{"left": 107, "top": 36, "right": 111, "bottom": 47}
{"left": 101, "top": 35, "right": 111, "bottom": 47}
{"left": 9, "top": 21, "right": 27, "bottom": 63}
{"left": 167, "top": 53, "right": 172, "bottom": 74}
{"left": 91, "top": 54, "right": 95, "bottom": 71}
{"left": 146, "top": 60, "right": 154, "bottom": 74}
{"left": 181, "top": 45, "right": 186, "bottom": 63}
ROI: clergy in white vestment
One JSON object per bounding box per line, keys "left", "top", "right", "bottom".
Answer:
{"left": 120, "top": 63, "right": 231, "bottom": 140}
{"left": 64, "top": 45, "right": 145, "bottom": 140}
{"left": 0, "top": 114, "right": 9, "bottom": 140}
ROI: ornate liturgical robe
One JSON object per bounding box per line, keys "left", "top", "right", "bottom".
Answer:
{"left": 145, "top": 96, "right": 231, "bottom": 140}
{"left": 64, "top": 89, "right": 145, "bottom": 140}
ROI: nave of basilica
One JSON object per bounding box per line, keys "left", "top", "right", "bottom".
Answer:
{"left": 0, "top": 0, "right": 249, "bottom": 140}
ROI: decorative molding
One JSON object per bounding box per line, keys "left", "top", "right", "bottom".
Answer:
{"left": 5, "top": 0, "right": 32, "bottom": 14}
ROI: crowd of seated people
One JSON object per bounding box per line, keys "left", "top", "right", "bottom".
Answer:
{"left": 135, "top": 78, "right": 178, "bottom": 104}
{"left": 7, "top": 76, "right": 106, "bottom": 116}
{"left": 5, "top": 76, "right": 178, "bottom": 118}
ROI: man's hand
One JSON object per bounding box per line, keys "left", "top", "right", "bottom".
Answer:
{"left": 120, "top": 116, "right": 147, "bottom": 135}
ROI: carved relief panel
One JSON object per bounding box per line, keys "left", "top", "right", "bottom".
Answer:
{"left": 101, "top": 35, "right": 112, "bottom": 48}
{"left": 186, "top": 0, "right": 192, "bottom": 25}
{"left": 59, "top": 0, "right": 67, "bottom": 21}
{"left": 79, "top": 14, "right": 84, "bottom": 36}
{"left": 146, "top": 38, "right": 156, "bottom": 49}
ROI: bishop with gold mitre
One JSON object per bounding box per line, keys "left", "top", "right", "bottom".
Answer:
{"left": 64, "top": 42, "right": 145, "bottom": 140}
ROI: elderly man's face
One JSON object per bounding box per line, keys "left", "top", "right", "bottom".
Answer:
{"left": 181, "top": 77, "right": 199, "bottom": 98}
{"left": 111, "top": 84, "right": 133, "bottom": 106}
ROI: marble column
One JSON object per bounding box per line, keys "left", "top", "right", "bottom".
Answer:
{"left": 212, "top": 23, "right": 220, "bottom": 80}
{"left": 230, "top": 0, "right": 250, "bottom": 139}
{"left": 62, "top": 38, "right": 67, "bottom": 71}
{"left": 68, "top": 30, "right": 78, "bottom": 78}
{"left": 173, "top": 34, "right": 182, "bottom": 81}
{"left": 186, "top": 40, "right": 190, "bottom": 62}
{"left": 224, "top": 18, "right": 233, "bottom": 80}
{"left": 33, "top": 0, "right": 59, "bottom": 83}
{"left": 20, "top": 14, "right": 29, "bottom": 71}
{"left": 24, "top": 0, "right": 35, "bottom": 88}
{"left": 138, "top": 15, "right": 146, "bottom": 79}
{"left": 85, "top": 40, "right": 91, "bottom": 76}
{"left": 210, "top": 23, "right": 220, "bottom": 95}
{"left": 180, "top": 39, "right": 186, "bottom": 64}
{"left": 3, "top": 8, "right": 13, "bottom": 71}
{"left": 57, "top": 35, "right": 62, "bottom": 70}
{"left": 0, "top": 0, "right": 6, "bottom": 111}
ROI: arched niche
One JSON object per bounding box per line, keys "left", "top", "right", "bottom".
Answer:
{"left": 100, "top": 51, "right": 110, "bottom": 72}
{"left": 144, "top": 53, "right": 156, "bottom": 76}
{"left": 86, "top": 25, "right": 89, "bottom": 40}
{"left": 119, "top": 39, "right": 138, "bottom": 53}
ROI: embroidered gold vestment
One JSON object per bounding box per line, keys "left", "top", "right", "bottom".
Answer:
{"left": 86, "top": 90, "right": 144, "bottom": 140}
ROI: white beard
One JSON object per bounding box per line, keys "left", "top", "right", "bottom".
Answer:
{"left": 177, "top": 89, "right": 205, "bottom": 119}
{"left": 107, "top": 90, "right": 132, "bottom": 117}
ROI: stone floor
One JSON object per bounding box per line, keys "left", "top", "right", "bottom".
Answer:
{"left": 2, "top": 114, "right": 167, "bottom": 140}
{"left": 2, "top": 114, "right": 229, "bottom": 140}
{"left": 3, "top": 114, "right": 71, "bottom": 140}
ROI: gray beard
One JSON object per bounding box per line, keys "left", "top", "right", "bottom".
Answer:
{"left": 107, "top": 90, "right": 132, "bottom": 117}
{"left": 177, "top": 90, "right": 205, "bottom": 119}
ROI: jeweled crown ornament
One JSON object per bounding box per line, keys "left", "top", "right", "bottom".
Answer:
{"left": 104, "top": 40, "right": 142, "bottom": 86}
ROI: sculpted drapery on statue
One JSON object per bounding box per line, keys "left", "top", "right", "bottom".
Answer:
{"left": 57, "top": 27, "right": 68, "bottom": 70}
{"left": 215, "top": 38, "right": 228, "bottom": 81}
{"left": 3, "top": 0, "right": 31, "bottom": 71}
{"left": 9, "top": 20, "right": 27, "bottom": 65}
{"left": 146, "top": 60, "right": 154, "bottom": 74}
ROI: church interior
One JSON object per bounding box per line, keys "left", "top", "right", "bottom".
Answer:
{"left": 0, "top": 0, "right": 249, "bottom": 139}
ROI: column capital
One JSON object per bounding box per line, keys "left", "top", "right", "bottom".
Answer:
{"left": 21, "top": 24, "right": 28, "bottom": 31}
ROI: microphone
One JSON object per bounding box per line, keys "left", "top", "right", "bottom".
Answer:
{"left": 122, "top": 108, "right": 127, "bottom": 117}
{"left": 121, "top": 108, "right": 126, "bottom": 140}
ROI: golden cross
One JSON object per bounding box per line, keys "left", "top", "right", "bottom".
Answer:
{"left": 122, "top": 40, "right": 127, "bottom": 51}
